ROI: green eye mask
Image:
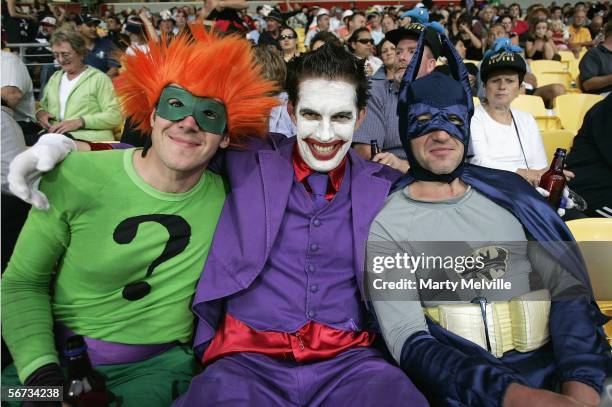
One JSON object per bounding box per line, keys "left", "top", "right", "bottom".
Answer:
{"left": 156, "top": 86, "right": 227, "bottom": 135}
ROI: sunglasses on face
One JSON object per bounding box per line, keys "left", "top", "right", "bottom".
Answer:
{"left": 280, "top": 34, "right": 296, "bottom": 40}
{"left": 357, "top": 38, "right": 374, "bottom": 45}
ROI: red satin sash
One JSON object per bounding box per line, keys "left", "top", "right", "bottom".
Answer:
{"left": 203, "top": 314, "right": 374, "bottom": 364}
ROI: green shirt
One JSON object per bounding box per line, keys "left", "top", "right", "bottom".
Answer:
{"left": 2, "top": 149, "right": 226, "bottom": 382}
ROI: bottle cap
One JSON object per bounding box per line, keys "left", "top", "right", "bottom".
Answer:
{"left": 64, "top": 335, "right": 88, "bottom": 357}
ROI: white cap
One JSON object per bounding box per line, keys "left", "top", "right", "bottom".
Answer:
{"left": 40, "top": 16, "right": 57, "bottom": 26}
{"left": 342, "top": 10, "right": 354, "bottom": 19}
{"left": 260, "top": 4, "right": 273, "bottom": 16}
{"left": 317, "top": 8, "right": 330, "bottom": 17}
{"left": 159, "top": 9, "right": 174, "bottom": 21}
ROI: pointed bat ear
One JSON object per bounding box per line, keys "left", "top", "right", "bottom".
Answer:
{"left": 398, "top": 28, "right": 426, "bottom": 139}
{"left": 440, "top": 33, "right": 474, "bottom": 118}
{"left": 401, "top": 29, "right": 426, "bottom": 89}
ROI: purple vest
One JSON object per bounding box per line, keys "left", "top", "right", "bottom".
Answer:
{"left": 192, "top": 134, "right": 402, "bottom": 353}
{"left": 227, "top": 162, "right": 365, "bottom": 333}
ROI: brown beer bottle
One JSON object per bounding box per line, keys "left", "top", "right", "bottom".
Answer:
{"left": 64, "top": 335, "right": 114, "bottom": 407}
{"left": 370, "top": 140, "right": 380, "bottom": 160}
{"left": 538, "top": 148, "right": 567, "bottom": 209}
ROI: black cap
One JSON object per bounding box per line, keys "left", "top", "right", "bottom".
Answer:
{"left": 480, "top": 50, "right": 527, "bottom": 83}
{"left": 76, "top": 13, "right": 101, "bottom": 26}
{"left": 464, "top": 62, "right": 479, "bottom": 76}
{"left": 266, "top": 10, "right": 284, "bottom": 23}
{"left": 385, "top": 23, "right": 441, "bottom": 58}
{"left": 125, "top": 17, "right": 144, "bottom": 35}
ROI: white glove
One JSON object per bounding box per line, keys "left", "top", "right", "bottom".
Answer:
{"left": 536, "top": 186, "right": 572, "bottom": 217}
{"left": 8, "top": 133, "right": 77, "bottom": 210}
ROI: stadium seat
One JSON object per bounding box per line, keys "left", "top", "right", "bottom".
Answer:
{"left": 530, "top": 60, "right": 565, "bottom": 75}
{"left": 558, "top": 50, "right": 575, "bottom": 62}
{"left": 535, "top": 72, "right": 573, "bottom": 90}
{"left": 554, "top": 93, "right": 604, "bottom": 134}
{"left": 295, "top": 27, "right": 306, "bottom": 53}
{"left": 567, "top": 59, "right": 580, "bottom": 83}
{"left": 565, "top": 218, "right": 612, "bottom": 345}
{"left": 463, "top": 59, "right": 480, "bottom": 66}
{"left": 540, "top": 129, "right": 574, "bottom": 163}
{"left": 511, "top": 95, "right": 561, "bottom": 130}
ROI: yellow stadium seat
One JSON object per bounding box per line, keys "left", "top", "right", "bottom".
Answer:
{"left": 558, "top": 50, "right": 575, "bottom": 62}
{"left": 535, "top": 72, "right": 573, "bottom": 89}
{"left": 472, "top": 97, "right": 480, "bottom": 106}
{"left": 463, "top": 59, "right": 480, "bottom": 66}
{"left": 557, "top": 51, "right": 575, "bottom": 70}
{"left": 539, "top": 129, "right": 574, "bottom": 163}
{"left": 530, "top": 60, "right": 565, "bottom": 75}
{"left": 511, "top": 95, "right": 561, "bottom": 130}
{"left": 511, "top": 94, "right": 547, "bottom": 114}
{"left": 295, "top": 27, "right": 306, "bottom": 53}
{"left": 567, "top": 218, "right": 612, "bottom": 241}
{"left": 567, "top": 59, "right": 580, "bottom": 82}
{"left": 554, "top": 93, "right": 604, "bottom": 134}
{"left": 565, "top": 218, "right": 612, "bottom": 344}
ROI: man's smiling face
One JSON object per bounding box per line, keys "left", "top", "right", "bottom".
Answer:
{"left": 292, "top": 79, "right": 361, "bottom": 173}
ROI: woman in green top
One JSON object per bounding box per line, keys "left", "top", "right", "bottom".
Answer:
{"left": 36, "top": 29, "right": 122, "bottom": 141}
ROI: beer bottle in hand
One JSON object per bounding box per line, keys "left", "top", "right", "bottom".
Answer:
{"left": 370, "top": 140, "right": 380, "bottom": 160}
{"left": 539, "top": 148, "right": 567, "bottom": 209}
{"left": 64, "top": 335, "right": 114, "bottom": 407}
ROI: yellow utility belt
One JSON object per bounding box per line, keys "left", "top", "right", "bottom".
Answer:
{"left": 424, "top": 289, "right": 551, "bottom": 358}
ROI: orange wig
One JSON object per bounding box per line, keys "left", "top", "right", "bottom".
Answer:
{"left": 114, "top": 25, "right": 279, "bottom": 145}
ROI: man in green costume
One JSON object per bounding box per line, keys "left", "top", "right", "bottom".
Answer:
{"left": 2, "top": 28, "right": 277, "bottom": 406}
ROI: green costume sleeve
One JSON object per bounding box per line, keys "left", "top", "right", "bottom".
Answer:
{"left": 2, "top": 166, "right": 76, "bottom": 383}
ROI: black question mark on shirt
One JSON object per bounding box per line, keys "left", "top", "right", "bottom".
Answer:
{"left": 113, "top": 214, "right": 191, "bottom": 301}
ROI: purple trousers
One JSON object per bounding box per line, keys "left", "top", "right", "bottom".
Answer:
{"left": 173, "top": 347, "right": 428, "bottom": 406}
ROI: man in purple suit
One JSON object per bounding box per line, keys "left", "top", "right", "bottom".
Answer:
{"left": 173, "top": 45, "right": 427, "bottom": 406}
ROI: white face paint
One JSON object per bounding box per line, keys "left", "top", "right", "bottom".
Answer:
{"left": 295, "top": 79, "right": 358, "bottom": 173}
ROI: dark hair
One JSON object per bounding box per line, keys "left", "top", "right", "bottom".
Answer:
{"left": 509, "top": 3, "right": 522, "bottom": 15}
{"left": 310, "top": 30, "right": 342, "bottom": 48}
{"left": 347, "top": 27, "right": 371, "bottom": 51}
{"left": 376, "top": 38, "right": 394, "bottom": 56}
{"left": 280, "top": 25, "right": 297, "bottom": 39}
{"left": 499, "top": 14, "right": 513, "bottom": 23}
{"left": 457, "top": 14, "right": 473, "bottom": 29}
{"left": 349, "top": 11, "right": 366, "bottom": 24}
{"left": 286, "top": 44, "right": 369, "bottom": 111}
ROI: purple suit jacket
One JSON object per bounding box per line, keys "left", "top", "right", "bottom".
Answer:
{"left": 192, "top": 133, "right": 402, "bottom": 352}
